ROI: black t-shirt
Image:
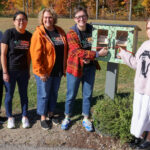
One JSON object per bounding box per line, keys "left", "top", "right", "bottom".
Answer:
{"left": 79, "top": 27, "right": 94, "bottom": 66}
{"left": 1, "top": 28, "right": 32, "bottom": 71}
{"left": 80, "top": 29, "right": 92, "bottom": 50}
{"left": 45, "top": 28, "right": 64, "bottom": 77}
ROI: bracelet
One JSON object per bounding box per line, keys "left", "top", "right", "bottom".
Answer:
{"left": 3, "top": 72, "right": 8, "bottom": 74}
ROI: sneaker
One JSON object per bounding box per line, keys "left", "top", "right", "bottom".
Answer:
{"left": 0, "top": 116, "right": 7, "bottom": 124}
{"left": 41, "top": 120, "right": 49, "bottom": 130}
{"left": 7, "top": 117, "right": 15, "bottom": 129}
{"left": 129, "top": 137, "right": 143, "bottom": 148}
{"left": 61, "top": 118, "right": 71, "bottom": 130}
{"left": 22, "top": 117, "right": 30, "bottom": 128}
{"left": 82, "top": 119, "right": 93, "bottom": 132}
{"left": 136, "top": 140, "right": 150, "bottom": 149}
{"left": 51, "top": 116, "right": 60, "bottom": 125}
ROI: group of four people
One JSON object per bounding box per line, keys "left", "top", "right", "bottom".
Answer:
{"left": 0, "top": 6, "right": 108, "bottom": 131}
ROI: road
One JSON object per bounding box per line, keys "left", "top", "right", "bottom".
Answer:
{"left": 0, "top": 144, "right": 94, "bottom": 150}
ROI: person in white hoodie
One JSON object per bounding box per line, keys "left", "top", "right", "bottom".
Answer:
{"left": 118, "top": 19, "right": 150, "bottom": 149}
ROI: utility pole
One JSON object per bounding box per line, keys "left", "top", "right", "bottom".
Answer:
{"left": 31, "top": 0, "right": 34, "bottom": 14}
{"left": 26, "top": 0, "right": 28, "bottom": 16}
{"left": 102, "top": 0, "right": 104, "bottom": 11}
{"left": 23, "top": 0, "right": 25, "bottom": 12}
{"left": 96, "top": 0, "right": 99, "bottom": 19}
{"left": 102, "top": 0, "right": 105, "bottom": 19}
{"left": 69, "top": 0, "right": 72, "bottom": 18}
{"left": 129, "top": 0, "right": 132, "bottom": 21}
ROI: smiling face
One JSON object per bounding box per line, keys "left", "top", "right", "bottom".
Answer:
{"left": 74, "top": 10, "right": 88, "bottom": 31}
{"left": 14, "top": 14, "right": 27, "bottom": 33}
{"left": 146, "top": 21, "right": 150, "bottom": 39}
{"left": 43, "top": 11, "right": 54, "bottom": 30}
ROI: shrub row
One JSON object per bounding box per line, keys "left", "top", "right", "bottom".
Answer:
{"left": 92, "top": 94, "right": 134, "bottom": 143}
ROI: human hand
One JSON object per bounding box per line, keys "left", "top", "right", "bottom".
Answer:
{"left": 116, "top": 47, "right": 125, "bottom": 59}
{"left": 3, "top": 73, "right": 9, "bottom": 82}
{"left": 98, "top": 47, "right": 108, "bottom": 57}
{"left": 83, "top": 59, "right": 90, "bottom": 64}
{"left": 118, "top": 47, "right": 126, "bottom": 52}
{"left": 40, "top": 75, "right": 48, "bottom": 82}
{"left": 117, "top": 54, "right": 121, "bottom": 59}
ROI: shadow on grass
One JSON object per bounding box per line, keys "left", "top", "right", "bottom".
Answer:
{"left": 116, "top": 92, "right": 131, "bottom": 98}
{"left": 101, "top": 92, "right": 131, "bottom": 100}
{"left": 0, "top": 123, "right": 4, "bottom": 129}
{"left": 56, "top": 94, "right": 105, "bottom": 128}
{"left": 11, "top": 92, "right": 131, "bottom": 129}
{"left": 13, "top": 109, "right": 40, "bottom": 128}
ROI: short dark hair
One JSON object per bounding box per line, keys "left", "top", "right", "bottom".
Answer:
{"left": 13, "top": 11, "right": 28, "bottom": 21}
{"left": 73, "top": 6, "right": 88, "bottom": 18}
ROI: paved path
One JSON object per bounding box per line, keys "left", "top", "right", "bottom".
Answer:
{"left": 0, "top": 145, "right": 94, "bottom": 150}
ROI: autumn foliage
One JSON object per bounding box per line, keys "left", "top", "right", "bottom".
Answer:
{"left": 0, "top": 0, "right": 149, "bottom": 19}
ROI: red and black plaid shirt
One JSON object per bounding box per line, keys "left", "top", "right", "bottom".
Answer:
{"left": 66, "top": 30, "right": 100, "bottom": 77}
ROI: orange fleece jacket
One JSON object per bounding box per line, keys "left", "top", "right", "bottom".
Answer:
{"left": 30, "top": 25, "right": 68, "bottom": 77}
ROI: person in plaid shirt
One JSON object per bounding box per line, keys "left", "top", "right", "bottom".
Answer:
{"left": 61, "top": 5, "right": 108, "bottom": 132}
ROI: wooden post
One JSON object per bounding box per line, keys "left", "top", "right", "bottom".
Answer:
{"left": 105, "top": 62, "right": 119, "bottom": 99}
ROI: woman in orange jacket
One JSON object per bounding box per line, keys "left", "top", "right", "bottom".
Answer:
{"left": 30, "top": 8, "right": 68, "bottom": 130}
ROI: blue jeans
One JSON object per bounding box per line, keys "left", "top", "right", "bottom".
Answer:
{"left": 4, "top": 70, "right": 29, "bottom": 117}
{"left": 0, "top": 70, "right": 3, "bottom": 110}
{"left": 34, "top": 75, "right": 61, "bottom": 115}
{"left": 65, "top": 65, "right": 96, "bottom": 117}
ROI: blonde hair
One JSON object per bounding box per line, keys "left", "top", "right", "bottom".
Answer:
{"left": 38, "top": 8, "right": 57, "bottom": 25}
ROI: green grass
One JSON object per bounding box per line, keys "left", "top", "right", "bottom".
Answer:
{"left": 5, "top": 61, "right": 135, "bottom": 116}
{"left": 0, "top": 18, "right": 141, "bottom": 116}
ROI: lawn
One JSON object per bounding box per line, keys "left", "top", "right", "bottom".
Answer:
{"left": 0, "top": 17, "right": 146, "bottom": 116}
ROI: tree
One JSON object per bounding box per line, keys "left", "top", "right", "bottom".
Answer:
{"left": 86, "top": 0, "right": 96, "bottom": 18}
{"left": 4, "top": 0, "right": 17, "bottom": 14}
{"left": 41, "top": 0, "right": 49, "bottom": 6}
{"left": 106, "top": 0, "right": 118, "bottom": 14}
{"left": 61, "top": 0, "right": 85, "bottom": 18}
{"left": 54, "top": 0, "right": 67, "bottom": 15}
{"left": 26, "top": 0, "right": 28, "bottom": 15}
{"left": 133, "top": 0, "right": 144, "bottom": 17}
{"left": 0, "top": 0, "right": 6, "bottom": 11}
{"left": 65, "top": 0, "right": 76, "bottom": 18}
{"left": 31, "top": 0, "right": 34, "bottom": 14}
{"left": 106, "top": 0, "right": 119, "bottom": 19}
{"left": 142, "top": 0, "right": 150, "bottom": 16}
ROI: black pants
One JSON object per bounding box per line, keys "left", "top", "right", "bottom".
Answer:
{"left": 0, "top": 70, "right": 3, "bottom": 110}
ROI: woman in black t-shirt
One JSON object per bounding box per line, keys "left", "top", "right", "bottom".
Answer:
{"left": 1, "top": 11, "right": 32, "bottom": 129}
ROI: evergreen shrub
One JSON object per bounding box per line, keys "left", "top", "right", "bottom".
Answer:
{"left": 93, "top": 95, "right": 134, "bottom": 143}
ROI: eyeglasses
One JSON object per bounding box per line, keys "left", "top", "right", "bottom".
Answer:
{"left": 43, "top": 16, "right": 53, "bottom": 20}
{"left": 15, "top": 18, "right": 27, "bottom": 22}
{"left": 147, "top": 27, "right": 150, "bottom": 30}
{"left": 75, "top": 15, "right": 87, "bottom": 20}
